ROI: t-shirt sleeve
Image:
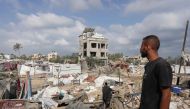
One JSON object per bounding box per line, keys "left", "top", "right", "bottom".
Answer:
{"left": 156, "top": 61, "right": 173, "bottom": 88}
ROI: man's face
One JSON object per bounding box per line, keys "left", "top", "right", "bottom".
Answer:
{"left": 140, "top": 41, "right": 148, "bottom": 58}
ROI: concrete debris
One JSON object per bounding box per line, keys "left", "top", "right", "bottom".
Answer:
{"left": 1, "top": 59, "right": 190, "bottom": 109}
{"left": 170, "top": 92, "right": 190, "bottom": 109}
{"left": 83, "top": 75, "right": 97, "bottom": 83}
{"left": 39, "top": 98, "right": 58, "bottom": 109}
{"left": 47, "top": 76, "right": 75, "bottom": 85}
{"left": 76, "top": 73, "right": 89, "bottom": 84}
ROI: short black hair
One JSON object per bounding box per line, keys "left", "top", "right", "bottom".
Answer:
{"left": 143, "top": 35, "right": 160, "bottom": 50}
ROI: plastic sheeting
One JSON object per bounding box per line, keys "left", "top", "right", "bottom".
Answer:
{"left": 19, "top": 65, "right": 51, "bottom": 76}
{"left": 50, "top": 64, "right": 81, "bottom": 76}
{"left": 32, "top": 86, "right": 74, "bottom": 109}
{"left": 95, "top": 76, "right": 122, "bottom": 87}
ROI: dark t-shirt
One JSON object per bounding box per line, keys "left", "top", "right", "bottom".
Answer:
{"left": 139, "top": 57, "right": 173, "bottom": 109}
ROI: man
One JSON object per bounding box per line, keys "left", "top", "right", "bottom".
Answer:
{"left": 139, "top": 35, "right": 173, "bottom": 109}
{"left": 102, "top": 82, "right": 112, "bottom": 108}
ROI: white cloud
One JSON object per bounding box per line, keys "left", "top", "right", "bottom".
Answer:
{"left": 0, "top": 12, "right": 85, "bottom": 55}
{"left": 54, "top": 39, "right": 69, "bottom": 45}
{"left": 1, "top": 0, "right": 190, "bottom": 57}
{"left": 124, "top": 0, "right": 190, "bottom": 16}
{"left": 7, "top": 39, "right": 38, "bottom": 47}
{"left": 45, "top": 0, "right": 103, "bottom": 11}
{"left": 117, "top": 37, "right": 129, "bottom": 45}
{"left": 96, "top": 9, "right": 190, "bottom": 56}
{"left": 17, "top": 13, "right": 75, "bottom": 28}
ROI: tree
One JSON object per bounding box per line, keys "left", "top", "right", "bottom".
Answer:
{"left": 0, "top": 53, "right": 4, "bottom": 59}
{"left": 28, "top": 55, "right": 33, "bottom": 60}
{"left": 20, "top": 54, "right": 28, "bottom": 60}
{"left": 86, "top": 57, "right": 105, "bottom": 68}
{"left": 108, "top": 53, "right": 123, "bottom": 61}
{"left": 49, "top": 56, "right": 64, "bottom": 63}
{"left": 13, "top": 43, "right": 22, "bottom": 57}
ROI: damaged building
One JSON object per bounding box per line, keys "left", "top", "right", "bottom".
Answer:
{"left": 79, "top": 28, "right": 108, "bottom": 65}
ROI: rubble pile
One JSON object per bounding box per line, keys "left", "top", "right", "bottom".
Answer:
{"left": 170, "top": 94, "right": 190, "bottom": 109}
{"left": 0, "top": 59, "right": 190, "bottom": 109}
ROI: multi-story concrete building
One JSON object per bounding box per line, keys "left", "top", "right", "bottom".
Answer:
{"left": 48, "top": 51, "right": 58, "bottom": 61}
{"left": 79, "top": 28, "right": 108, "bottom": 64}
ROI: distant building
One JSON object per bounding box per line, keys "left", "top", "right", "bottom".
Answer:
{"left": 4, "top": 54, "right": 16, "bottom": 60}
{"left": 79, "top": 28, "right": 108, "bottom": 64}
{"left": 32, "top": 53, "right": 43, "bottom": 60}
{"left": 48, "top": 51, "right": 58, "bottom": 61}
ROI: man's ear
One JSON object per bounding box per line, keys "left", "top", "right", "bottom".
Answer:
{"left": 147, "top": 45, "right": 151, "bottom": 51}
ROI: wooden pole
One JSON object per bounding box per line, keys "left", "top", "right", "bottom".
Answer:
{"left": 176, "top": 20, "right": 189, "bottom": 85}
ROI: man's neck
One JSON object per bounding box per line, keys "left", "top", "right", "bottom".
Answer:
{"left": 147, "top": 51, "right": 159, "bottom": 61}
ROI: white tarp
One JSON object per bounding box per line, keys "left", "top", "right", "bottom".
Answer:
{"left": 50, "top": 64, "right": 81, "bottom": 76}
{"left": 32, "top": 86, "right": 74, "bottom": 109}
{"left": 19, "top": 65, "right": 33, "bottom": 75}
{"left": 19, "top": 65, "right": 51, "bottom": 76}
{"left": 33, "top": 86, "right": 69, "bottom": 99}
{"left": 95, "top": 76, "right": 122, "bottom": 87}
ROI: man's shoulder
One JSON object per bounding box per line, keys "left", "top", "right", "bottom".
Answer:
{"left": 156, "top": 57, "right": 169, "bottom": 65}
{"left": 155, "top": 57, "right": 172, "bottom": 71}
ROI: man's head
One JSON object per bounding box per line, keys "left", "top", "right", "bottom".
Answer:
{"left": 140, "top": 35, "right": 160, "bottom": 58}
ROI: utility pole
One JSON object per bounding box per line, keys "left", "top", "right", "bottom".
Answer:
{"left": 176, "top": 20, "right": 189, "bottom": 85}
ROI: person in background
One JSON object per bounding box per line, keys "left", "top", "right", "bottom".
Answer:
{"left": 102, "top": 82, "right": 112, "bottom": 108}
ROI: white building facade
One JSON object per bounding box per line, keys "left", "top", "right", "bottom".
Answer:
{"left": 48, "top": 51, "right": 58, "bottom": 61}
{"left": 79, "top": 28, "right": 108, "bottom": 65}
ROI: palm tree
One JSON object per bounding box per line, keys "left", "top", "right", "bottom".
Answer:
{"left": 13, "top": 43, "right": 22, "bottom": 57}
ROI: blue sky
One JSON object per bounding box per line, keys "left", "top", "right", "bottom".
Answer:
{"left": 0, "top": 0, "right": 190, "bottom": 57}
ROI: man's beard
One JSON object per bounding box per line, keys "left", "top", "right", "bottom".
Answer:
{"left": 141, "top": 51, "right": 148, "bottom": 58}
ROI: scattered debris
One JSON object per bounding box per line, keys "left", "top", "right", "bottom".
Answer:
{"left": 0, "top": 59, "right": 190, "bottom": 109}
